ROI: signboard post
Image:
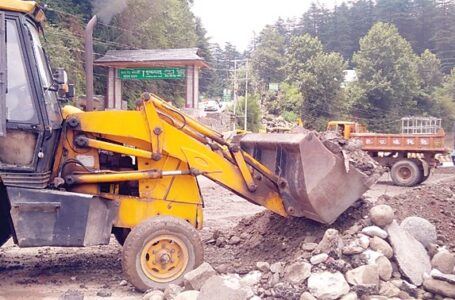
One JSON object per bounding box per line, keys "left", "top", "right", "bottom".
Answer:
{"left": 118, "top": 68, "right": 185, "bottom": 80}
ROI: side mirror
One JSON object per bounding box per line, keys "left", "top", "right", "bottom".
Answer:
{"left": 53, "top": 68, "right": 68, "bottom": 85}
{"left": 54, "top": 68, "right": 74, "bottom": 101}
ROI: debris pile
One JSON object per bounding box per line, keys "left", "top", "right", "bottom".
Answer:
{"left": 261, "top": 114, "right": 295, "bottom": 132}
{"left": 145, "top": 201, "right": 455, "bottom": 300}
{"left": 292, "top": 127, "right": 385, "bottom": 177}
{"left": 182, "top": 108, "right": 234, "bottom": 133}
{"left": 197, "top": 112, "right": 234, "bottom": 133}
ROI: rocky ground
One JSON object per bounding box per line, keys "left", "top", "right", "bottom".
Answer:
{"left": 0, "top": 168, "right": 454, "bottom": 299}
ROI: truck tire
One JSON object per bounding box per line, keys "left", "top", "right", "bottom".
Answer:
{"left": 390, "top": 159, "right": 422, "bottom": 187}
{"left": 417, "top": 170, "right": 430, "bottom": 184}
{"left": 122, "top": 216, "right": 203, "bottom": 291}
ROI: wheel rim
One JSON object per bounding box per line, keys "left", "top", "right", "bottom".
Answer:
{"left": 398, "top": 166, "right": 412, "bottom": 180}
{"left": 140, "top": 234, "right": 189, "bottom": 283}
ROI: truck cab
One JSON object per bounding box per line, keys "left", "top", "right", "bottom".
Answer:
{"left": 327, "top": 121, "right": 366, "bottom": 139}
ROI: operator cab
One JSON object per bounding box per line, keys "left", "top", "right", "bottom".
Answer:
{"left": 0, "top": 1, "right": 69, "bottom": 188}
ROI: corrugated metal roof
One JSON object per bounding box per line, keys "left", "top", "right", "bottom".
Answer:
{"left": 95, "top": 48, "right": 208, "bottom": 67}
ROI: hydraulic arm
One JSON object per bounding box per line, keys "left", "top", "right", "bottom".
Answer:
{"left": 56, "top": 94, "right": 288, "bottom": 232}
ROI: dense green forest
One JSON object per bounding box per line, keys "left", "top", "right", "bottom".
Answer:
{"left": 249, "top": 0, "right": 455, "bottom": 131}
{"left": 40, "top": 0, "right": 455, "bottom": 131}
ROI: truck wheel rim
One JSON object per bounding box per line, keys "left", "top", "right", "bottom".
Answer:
{"left": 140, "top": 234, "right": 189, "bottom": 282}
{"left": 398, "top": 166, "right": 412, "bottom": 180}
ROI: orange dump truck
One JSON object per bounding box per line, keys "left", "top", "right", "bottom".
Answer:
{"left": 327, "top": 118, "right": 447, "bottom": 186}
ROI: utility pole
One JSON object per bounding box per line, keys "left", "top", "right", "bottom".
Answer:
{"left": 233, "top": 60, "right": 238, "bottom": 131}
{"left": 244, "top": 60, "right": 249, "bottom": 131}
{"left": 230, "top": 59, "right": 248, "bottom": 131}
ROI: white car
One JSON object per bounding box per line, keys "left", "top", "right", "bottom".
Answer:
{"left": 204, "top": 100, "right": 220, "bottom": 112}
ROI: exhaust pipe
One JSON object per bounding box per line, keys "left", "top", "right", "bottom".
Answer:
{"left": 84, "top": 15, "right": 97, "bottom": 111}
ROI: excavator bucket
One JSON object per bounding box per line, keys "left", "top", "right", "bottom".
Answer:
{"left": 240, "top": 132, "right": 378, "bottom": 224}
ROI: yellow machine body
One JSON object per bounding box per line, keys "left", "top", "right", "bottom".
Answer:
{"left": 55, "top": 95, "right": 288, "bottom": 232}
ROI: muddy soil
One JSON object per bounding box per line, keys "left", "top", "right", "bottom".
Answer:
{"left": 203, "top": 201, "right": 371, "bottom": 274}
{"left": 203, "top": 168, "right": 455, "bottom": 273}
{"left": 377, "top": 179, "right": 455, "bottom": 250}
{"left": 0, "top": 168, "right": 454, "bottom": 299}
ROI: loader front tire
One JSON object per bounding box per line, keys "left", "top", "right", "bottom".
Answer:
{"left": 391, "top": 159, "right": 421, "bottom": 187}
{"left": 122, "top": 216, "right": 203, "bottom": 291}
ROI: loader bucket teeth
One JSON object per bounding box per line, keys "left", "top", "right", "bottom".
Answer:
{"left": 240, "top": 132, "right": 375, "bottom": 224}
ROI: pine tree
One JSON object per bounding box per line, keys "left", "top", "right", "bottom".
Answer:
{"left": 432, "top": 0, "right": 455, "bottom": 73}
{"left": 325, "top": 3, "right": 353, "bottom": 60}
{"left": 251, "top": 25, "right": 286, "bottom": 91}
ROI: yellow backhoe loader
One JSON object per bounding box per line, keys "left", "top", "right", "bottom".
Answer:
{"left": 0, "top": 1, "right": 378, "bottom": 291}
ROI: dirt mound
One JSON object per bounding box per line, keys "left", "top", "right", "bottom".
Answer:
{"left": 202, "top": 178, "right": 455, "bottom": 299}
{"left": 206, "top": 176, "right": 455, "bottom": 272}
{"left": 261, "top": 114, "right": 294, "bottom": 132}
{"left": 205, "top": 199, "right": 371, "bottom": 273}
{"left": 377, "top": 179, "right": 455, "bottom": 250}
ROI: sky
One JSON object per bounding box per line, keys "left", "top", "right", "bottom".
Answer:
{"left": 192, "top": 0, "right": 336, "bottom": 51}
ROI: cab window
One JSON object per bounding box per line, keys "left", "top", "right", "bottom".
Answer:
{"left": 5, "top": 19, "right": 37, "bottom": 123}
{"left": 25, "top": 21, "right": 62, "bottom": 127}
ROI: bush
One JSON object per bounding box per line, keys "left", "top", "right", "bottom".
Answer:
{"left": 264, "top": 83, "right": 303, "bottom": 117}
{"left": 282, "top": 111, "right": 298, "bottom": 123}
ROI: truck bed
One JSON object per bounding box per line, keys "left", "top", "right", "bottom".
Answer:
{"left": 351, "top": 132, "right": 446, "bottom": 153}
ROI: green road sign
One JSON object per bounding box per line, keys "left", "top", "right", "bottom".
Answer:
{"left": 119, "top": 68, "right": 185, "bottom": 80}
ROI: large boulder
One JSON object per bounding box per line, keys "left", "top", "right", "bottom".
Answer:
{"left": 307, "top": 272, "right": 350, "bottom": 300}
{"left": 183, "top": 262, "right": 217, "bottom": 290}
{"left": 345, "top": 265, "right": 380, "bottom": 287}
{"left": 270, "top": 262, "right": 284, "bottom": 274}
{"left": 240, "top": 271, "right": 262, "bottom": 287}
{"left": 300, "top": 292, "right": 317, "bottom": 300}
{"left": 386, "top": 221, "right": 431, "bottom": 286}
{"left": 174, "top": 291, "right": 199, "bottom": 300}
{"left": 143, "top": 290, "right": 164, "bottom": 300}
{"left": 375, "top": 256, "right": 393, "bottom": 281}
{"left": 255, "top": 262, "right": 270, "bottom": 272}
{"left": 369, "top": 205, "right": 394, "bottom": 227}
{"left": 313, "top": 229, "right": 343, "bottom": 258}
{"left": 198, "top": 275, "right": 250, "bottom": 300}
{"left": 400, "top": 216, "right": 437, "bottom": 247}
{"left": 431, "top": 269, "right": 455, "bottom": 284}
{"left": 342, "top": 239, "right": 365, "bottom": 255}
{"left": 423, "top": 278, "right": 455, "bottom": 298}
{"left": 369, "top": 237, "right": 393, "bottom": 258}
{"left": 284, "top": 261, "right": 312, "bottom": 284}
{"left": 163, "top": 284, "right": 184, "bottom": 300}
{"left": 340, "top": 292, "right": 358, "bottom": 300}
{"left": 361, "top": 226, "right": 388, "bottom": 239}
{"left": 310, "top": 253, "right": 329, "bottom": 265}
{"left": 378, "top": 281, "right": 401, "bottom": 298}
{"left": 431, "top": 249, "right": 455, "bottom": 274}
